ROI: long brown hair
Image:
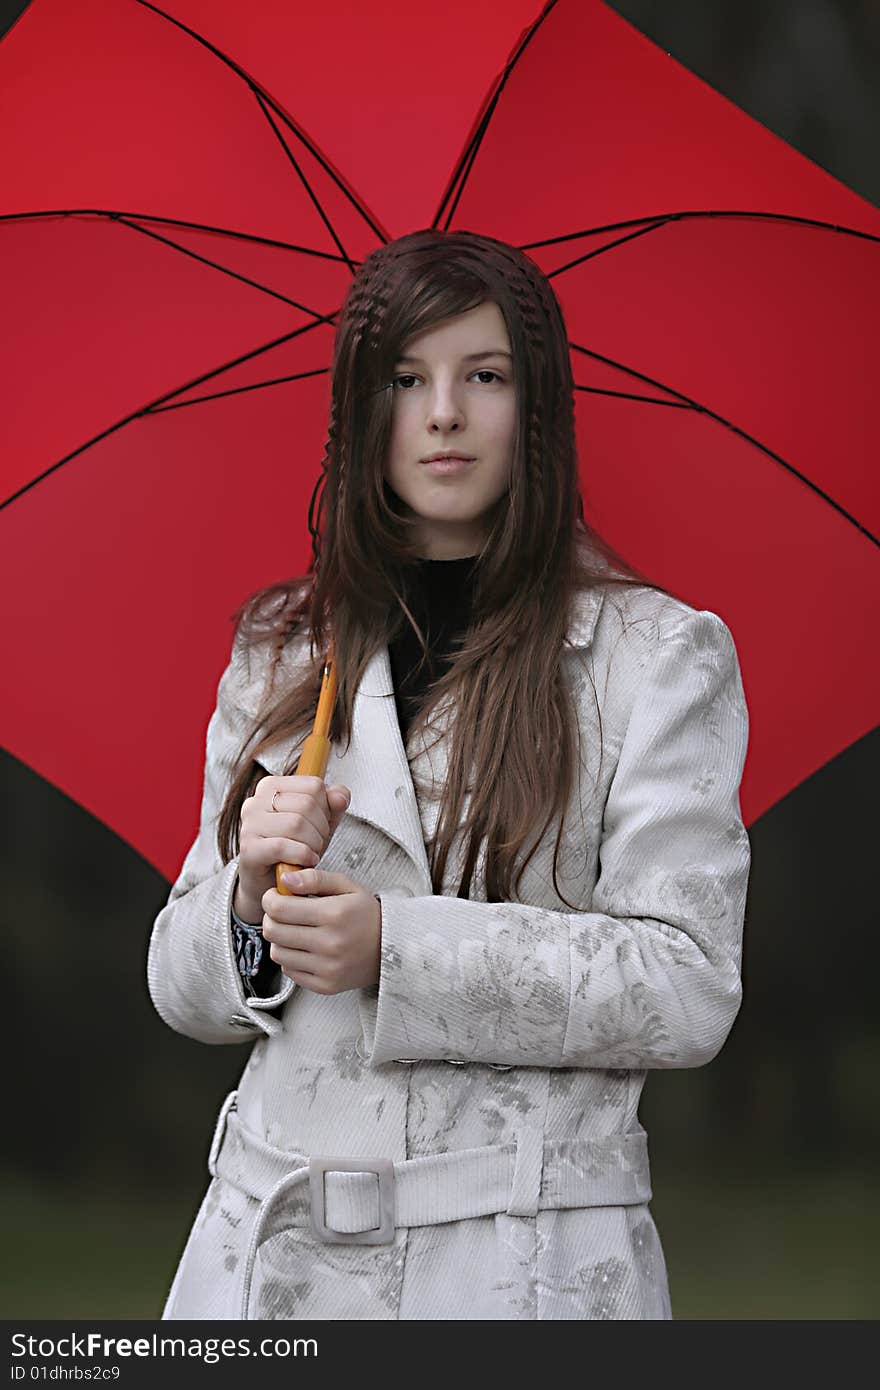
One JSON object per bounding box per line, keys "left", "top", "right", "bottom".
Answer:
{"left": 217, "top": 228, "right": 672, "bottom": 907}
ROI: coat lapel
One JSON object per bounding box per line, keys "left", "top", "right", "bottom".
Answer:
{"left": 254, "top": 585, "right": 606, "bottom": 891}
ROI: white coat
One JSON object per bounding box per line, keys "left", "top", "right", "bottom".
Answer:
{"left": 147, "top": 579, "right": 751, "bottom": 1320}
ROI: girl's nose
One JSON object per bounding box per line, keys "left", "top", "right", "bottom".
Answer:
{"left": 426, "top": 388, "right": 465, "bottom": 432}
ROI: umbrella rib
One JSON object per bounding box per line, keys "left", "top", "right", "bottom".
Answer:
{"left": 527, "top": 209, "right": 880, "bottom": 272}
{"left": 110, "top": 211, "right": 341, "bottom": 317}
{"left": 3, "top": 207, "right": 359, "bottom": 312}
{"left": 548, "top": 219, "right": 670, "bottom": 270}
{"left": 0, "top": 207, "right": 353, "bottom": 263}
{"left": 247, "top": 86, "right": 357, "bottom": 275}
{"left": 149, "top": 366, "right": 329, "bottom": 414}
{"left": 132, "top": 0, "right": 390, "bottom": 254}
{"left": 432, "top": 0, "right": 559, "bottom": 229}
{"left": 428, "top": 0, "right": 878, "bottom": 258}
{"left": 570, "top": 342, "right": 878, "bottom": 549}
{"left": 0, "top": 315, "right": 337, "bottom": 512}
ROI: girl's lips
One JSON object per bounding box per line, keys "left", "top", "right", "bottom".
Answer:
{"left": 421, "top": 457, "right": 476, "bottom": 474}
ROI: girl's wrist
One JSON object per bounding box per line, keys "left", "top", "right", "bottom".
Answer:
{"left": 233, "top": 876, "right": 263, "bottom": 926}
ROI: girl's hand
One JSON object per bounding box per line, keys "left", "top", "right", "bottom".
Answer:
{"left": 234, "top": 777, "right": 351, "bottom": 922}
{"left": 260, "top": 869, "right": 382, "bottom": 994}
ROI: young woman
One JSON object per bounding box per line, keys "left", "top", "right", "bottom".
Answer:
{"left": 147, "top": 228, "right": 751, "bottom": 1321}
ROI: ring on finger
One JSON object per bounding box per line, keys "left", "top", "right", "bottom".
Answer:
{"left": 272, "top": 789, "right": 282, "bottom": 813}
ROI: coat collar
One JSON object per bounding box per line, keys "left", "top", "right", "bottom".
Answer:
{"left": 254, "top": 584, "right": 605, "bottom": 889}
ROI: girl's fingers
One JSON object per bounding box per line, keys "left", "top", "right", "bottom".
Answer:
{"left": 263, "top": 798, "right": 331, "bottom": 843}
{"left": 267, "top": 942, "right": 321, "bottom": 976}
{"left": 262, "top": 813, "right": 326, "bottom": 853}
{"left": 241, "top": 837, "right": 319, "bottom": 873}
{"left": 262, "top": 916, "right": 319, "bottom": 948}
{"left": 245, "top": 813, "right": 324, "bottom": 859}
{"left": 279, "top": 839, "right": 321, "bottom": 867}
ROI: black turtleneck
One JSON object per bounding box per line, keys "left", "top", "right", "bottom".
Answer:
{"left": 389, "top": 554, "right": 479, "bottom": 740}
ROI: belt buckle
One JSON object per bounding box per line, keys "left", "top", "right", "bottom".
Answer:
{"left": 308, "top": 1156, "right": 395, "bottom": 1244}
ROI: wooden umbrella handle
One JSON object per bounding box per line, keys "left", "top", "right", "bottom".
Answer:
{"left": 275, "top": 640, "right": 338, "bottom": 896}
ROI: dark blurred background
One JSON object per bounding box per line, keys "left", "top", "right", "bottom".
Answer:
{"left": 1, "top": 0, "right": 877, "bottom": 1319}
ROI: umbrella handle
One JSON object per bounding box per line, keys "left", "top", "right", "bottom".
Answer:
{"left": 275, "top": 642, "right": 337, "bottom": 896}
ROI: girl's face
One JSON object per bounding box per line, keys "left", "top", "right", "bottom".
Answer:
{"left": 384, "top": 300, "right": 517, "bottom": 559}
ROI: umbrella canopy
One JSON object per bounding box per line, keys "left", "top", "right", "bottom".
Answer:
{"left": 1, "top": 0, "right": 878, "bottom": 881}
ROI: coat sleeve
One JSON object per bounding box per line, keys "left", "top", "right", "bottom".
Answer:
{"left": 146, "top": 628, "right": 295, "bottom": 1044}
{"left": 357, "top": 608, "right": 751, "bottom": 1070}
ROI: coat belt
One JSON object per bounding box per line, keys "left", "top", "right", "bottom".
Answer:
{"left": 207, "top": 1090, "right": 653, "bottom": 1319}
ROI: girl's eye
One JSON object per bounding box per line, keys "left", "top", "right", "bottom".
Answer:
{"left": 391, "top": 369, "right": 504, "bottom": 390}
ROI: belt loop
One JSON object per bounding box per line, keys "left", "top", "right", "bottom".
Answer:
{"left": 505, "top": 1125, "right": 544, "bottom": 1218}
{"left": 240, "top": 1168, "right": 310, "bottom": 1321}
{"left": 208, "top": 1090, "right": 238, "bottom": 1179}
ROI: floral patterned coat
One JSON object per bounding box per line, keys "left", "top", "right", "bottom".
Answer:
{"left": 147, "top": 581, "right": 751, "bottom": 1320}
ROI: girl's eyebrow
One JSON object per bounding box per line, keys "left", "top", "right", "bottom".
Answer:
{"left": 395, "top": 350, "right": 513, "bottom": 364}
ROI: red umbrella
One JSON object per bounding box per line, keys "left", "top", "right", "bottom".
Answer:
{"left": 1, "top": 0, "right": 878, "bottom": 882}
